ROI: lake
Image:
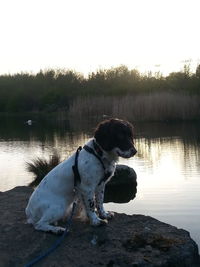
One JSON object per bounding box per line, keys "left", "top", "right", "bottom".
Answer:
{"left": 0, "top": 114, "right": 200, "bottom": 249}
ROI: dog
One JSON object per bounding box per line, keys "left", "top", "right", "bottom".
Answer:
{"left": 25, "top": 118, "right": 137, "bottom": 234}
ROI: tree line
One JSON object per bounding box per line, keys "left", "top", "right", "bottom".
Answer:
{"left": 0, "top": 65, "right": 200, "bottom": 112}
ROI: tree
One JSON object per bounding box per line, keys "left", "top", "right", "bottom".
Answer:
{"left": 195, "top": 64, "right": 200, "bottom": 79}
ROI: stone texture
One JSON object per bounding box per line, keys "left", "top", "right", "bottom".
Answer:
{"left": 0, "top": 186, "right": 199, "bottom": 267}
{"left": 104, "top": 164, "right": 137, "bottom": 203}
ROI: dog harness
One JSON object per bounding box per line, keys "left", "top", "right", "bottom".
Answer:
{"left": 72, "top": 146, "right": 82, "bottom": 187}
{"left": 72, "top": 140, "right": 112, "bottom": 187}
{"left": 25, "top": 142, "right": 112, "bottom": 266}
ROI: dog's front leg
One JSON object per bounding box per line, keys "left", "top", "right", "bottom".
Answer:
{"left": 81, "top": 188, "right": 107, "bottom": 226}
{"left": 95, "top": 183, "right": 114, "bottom": 220}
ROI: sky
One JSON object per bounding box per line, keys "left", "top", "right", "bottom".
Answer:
{"left": 0, "top": 0, "right": 200, "bottom": 76}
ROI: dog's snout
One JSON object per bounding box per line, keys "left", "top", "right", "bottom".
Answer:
{"left": 131, "top": 147, "right": 137, "bottom": 156}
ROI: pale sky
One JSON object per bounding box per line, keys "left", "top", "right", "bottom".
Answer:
{"left": 0, "top": 0, "right": 200, "bottom": 76}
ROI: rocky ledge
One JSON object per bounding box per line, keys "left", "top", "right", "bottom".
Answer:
{"left": 0, "top": 174, "right": 200, "bottom": 266}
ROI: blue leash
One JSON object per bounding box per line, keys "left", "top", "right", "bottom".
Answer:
{"left": 24, "top": 202, "right": 77, "bottom": 267}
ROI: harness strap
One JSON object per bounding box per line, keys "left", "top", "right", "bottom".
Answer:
{"left": 72, "top": 146, "right": 82, "bottom": 187}
{"left": 72, "top": 142, "right": 112, "bottom": 187}
{"left": 83, "top": 141, "right": 112, "bottom": 185}
{"left": 83, "top": 145, "right": 105, "bottom": 171}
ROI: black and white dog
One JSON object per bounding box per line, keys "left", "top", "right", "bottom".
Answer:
{"left": 26, "top": 118, "right": 137, "bottom": 234}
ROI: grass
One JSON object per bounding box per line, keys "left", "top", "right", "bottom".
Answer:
{"left": 68, "top": 92, "right": 200, "bottom": 121}
{"left": 26, "top": 150, "right": 61, "bottom": 187}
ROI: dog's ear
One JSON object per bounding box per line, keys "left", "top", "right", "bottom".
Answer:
{"left": 94, "top": 120, "right": 114, "bottom": 151}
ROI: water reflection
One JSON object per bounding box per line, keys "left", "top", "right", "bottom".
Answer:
{"left": 135, "top": 136, "right": 200, "bottom": 181}
{"left": 0, "top": 115, "right": 200, "bottom": 248}
{"left": 0, "top": 115, "right": 200, "bottom": 191}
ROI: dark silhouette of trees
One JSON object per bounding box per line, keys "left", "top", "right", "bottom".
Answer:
{"left": 0, "top": 65, "right": 199, "bottom": 113}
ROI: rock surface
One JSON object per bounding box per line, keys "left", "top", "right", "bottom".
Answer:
{"left": 0, "top": 186, "right": 199, "bottom": 267}
{"left": 104, "top": 164, "right": 137, "bottom": 203}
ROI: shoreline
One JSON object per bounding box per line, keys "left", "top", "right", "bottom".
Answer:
{"left": 0, "top": 109, "right": 200, "bottom": 123}
{"left": 0, "top": 186, "right": 199, "bottom": 266}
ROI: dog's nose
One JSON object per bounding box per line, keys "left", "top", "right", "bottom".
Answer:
{"left": 131, "top": 147, "right": 137, "bottom": 156}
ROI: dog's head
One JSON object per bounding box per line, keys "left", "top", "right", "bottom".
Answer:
{"left": 94, "top": 118, "right": 137, "bottom": 158}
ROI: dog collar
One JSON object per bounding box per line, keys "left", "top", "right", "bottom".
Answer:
{"left": 92, "top": 140, "right": 103, "bottom": 157}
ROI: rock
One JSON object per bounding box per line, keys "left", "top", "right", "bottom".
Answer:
{"left": 0, "top": 186, "right": 199, "bottom": 267}
{"left": 104, "top": 164, "right": 137, "bottom": 203}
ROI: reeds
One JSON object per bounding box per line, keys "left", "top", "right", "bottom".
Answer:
{"left": 1, "top": 65, "right": 200, "bottom": 113}
{"left": 26, "top": 150, "right": 61, "bottom": 187}
{"left": 68, "top": 92, "right": 200, "bottom": 121}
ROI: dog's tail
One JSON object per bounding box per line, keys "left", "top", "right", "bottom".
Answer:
{"left": 26, "top": 150, "right": 61, "bottom": 188}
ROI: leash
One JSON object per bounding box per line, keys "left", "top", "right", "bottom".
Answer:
{"left": 24, "top": 200, "right": 77, "bottom": 266}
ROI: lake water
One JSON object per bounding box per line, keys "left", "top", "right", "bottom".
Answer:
{"left": 0, "top": 114, "right": 200, "bottom": 249}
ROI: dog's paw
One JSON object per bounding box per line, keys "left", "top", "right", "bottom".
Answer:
{"left": 99, "top": 211, "right": 114, "bottom": 220}
{"left": 98, "top": 219, "right": 108, "bottom": 226}
{"left": 49, "top": 226, "right": 66, "bottom": 235}
{"left": 90, "top": 218, "right": 108, "bottom": 227}
{"left": 57, "top": 227, "right": 66, "bottom": 235}
{"left": 106, "top": 211, "right": 115, "bottom": 220}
